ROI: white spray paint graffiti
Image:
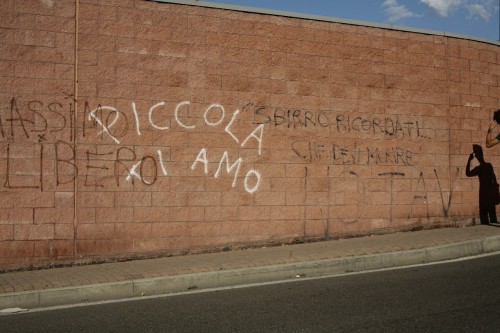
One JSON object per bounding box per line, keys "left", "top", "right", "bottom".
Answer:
{"left": 88, "top": 106, "right": 121, "bottom": 144}
{"left": 88, "top": 100, "right": 264, "bottom": 194}
{"left": 191, "top": 148, "right": 262, "bottom": 193}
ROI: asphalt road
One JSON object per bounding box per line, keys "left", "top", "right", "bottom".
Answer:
{"left": 2, "top": 253, "right": 500, "bottom": 332}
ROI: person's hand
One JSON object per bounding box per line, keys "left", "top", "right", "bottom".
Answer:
{"left": 469, "top": 153, "right": 474, "bottom": 161}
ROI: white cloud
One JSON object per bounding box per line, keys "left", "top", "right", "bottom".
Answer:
{"left": 419, "top": 0, "right": 498, "bottom": 21}
{"left": 382, "top": 0, "right": 498, "bottom": 26}
{"left": 466, "top": 0, "right": 499, "bottom": 21}
{"left": 420, "top": 0, "right": 463, "bottom": 17}
{"left": 467, "top": 3, "right": 491, "bottom": 20}
{"left": 383, "top": 0, "right": 418, "bottom": 22}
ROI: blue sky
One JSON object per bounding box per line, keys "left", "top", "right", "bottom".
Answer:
{"left": 202, "top": 0, "right": 499, "bottom": 41}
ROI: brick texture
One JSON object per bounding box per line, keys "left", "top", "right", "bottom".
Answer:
{"left": 0, "top": 0, "right": 498, "bottom": 269}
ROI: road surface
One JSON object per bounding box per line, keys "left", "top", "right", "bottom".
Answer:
{"left": 2, "top": 253, "right": 500, "bottom": 332}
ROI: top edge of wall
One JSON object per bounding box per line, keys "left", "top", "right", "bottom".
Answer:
{"left": 148, "top": 0, "right": 500, "bottom": 47}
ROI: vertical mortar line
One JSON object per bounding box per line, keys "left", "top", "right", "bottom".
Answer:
{"left": 445, "top": 35, "right": 452, "bottom": 223}
{"left": 73, "top": 0, "right": 80, "bottom": 259}
{"left": 390, "top": 174, "right": 393, "bottom": 225}
{"left": 303, "top": 166, "right": 308, "bottom": 236}
{"left": 327, "top": 166, "right": 330, "bottom": 235}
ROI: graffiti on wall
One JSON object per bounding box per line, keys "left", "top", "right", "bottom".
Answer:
{"left": 249, "top": 102, "right": 429, "bottom": 138}
{"left": 1, "top": 95, "right": 461, "bottom": 221}
{"left": 245, "top": 102, "right": 430, "bottom": 166}
{"left": 292, "top": 140, "right": 414, "bottom": 166}
{"left": 241, "top": 103, "right": 460, "bottom": 221}
{"left": 1, "top": 96, "right": 264, "bottom": 193}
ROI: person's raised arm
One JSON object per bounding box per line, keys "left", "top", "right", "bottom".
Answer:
{"left": 486, "top": 122, "right": 499, "bottom": 148}
{"left": 465, "top": 153, "right": 475, "bottom": 177}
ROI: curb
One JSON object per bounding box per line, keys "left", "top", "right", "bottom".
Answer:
{"left": 2, "top": 235, "right": 500, "bottom": 310}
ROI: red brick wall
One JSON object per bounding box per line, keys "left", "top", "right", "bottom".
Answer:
{"left": 0, "top": 0, "right": 499, "bottom": 269}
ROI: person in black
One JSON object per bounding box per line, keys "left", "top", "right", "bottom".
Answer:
{"left": 485, "top": 109, "right": 500, "bottom": 148}
{"left": 466, "top": 144, "right": 498, "bottom": 224}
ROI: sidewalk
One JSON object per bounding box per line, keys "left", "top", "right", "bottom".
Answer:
{"left": 2, "top": 225, "right": 500, "bottom": 311}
